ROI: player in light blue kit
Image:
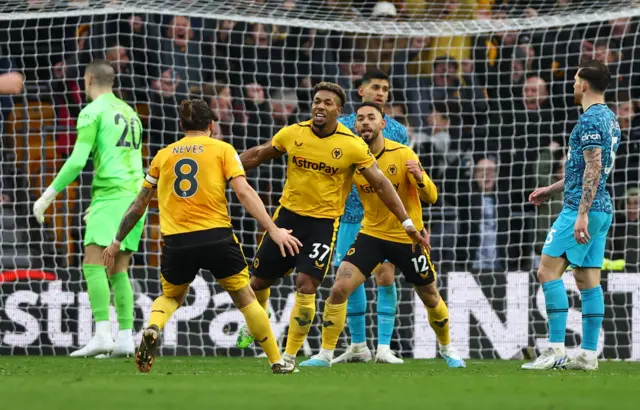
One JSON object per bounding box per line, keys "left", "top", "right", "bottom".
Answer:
{"left": 523, "top": 60, "right": 620, "bottom": 371}
{"left": 333, "top": 69, "right": 407, "bottom": 364}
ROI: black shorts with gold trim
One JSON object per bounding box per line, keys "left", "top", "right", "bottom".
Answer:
{"left": 251, "top": 207, "right": 339, "bottom": 282}
{"left": 161, "top": 227, "right": 249, "bottom": 294}
{"left": 342, "top": 232, "right": 436, "bottom": 286}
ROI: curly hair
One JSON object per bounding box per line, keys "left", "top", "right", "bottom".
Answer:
{"left": 312, "top": 81, "right": 347, "bottom": 107}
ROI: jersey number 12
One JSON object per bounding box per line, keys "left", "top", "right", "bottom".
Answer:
{"left": 114, "top": 113, "right": 141, "bottom": 149}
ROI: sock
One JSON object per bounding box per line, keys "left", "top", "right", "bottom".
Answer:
{"left": 377, "top": 283, "right": 397, "bottom": 346}
{"left": 321, "top": 300, "right": 348, "bottom": 351}
{"left": 580, "top": 285, "right": 604, "bottom": 352}
{"left": 542, "top": 279, "right": 569, "bottom": 345}
{"left": 284, "top": 292, "right": 316, "bottom": 356}
{"left": 96, "top": 321, "right": 111, "bottom": 336}
{"left": 346, "top": 283, "right": 366, "bottom": 344}
{"left": 241, "top": 300, "right": 281, "bottom": 364}
{"left": 149, "top": 296, "right": 180, "bottom": 331}
{"left": 83, "top": 264, "right": 110, "bottom": 323}
{"left": 109, "top": 272, "right": 134, "bottom": 331}
{"left": 426, "top": 297, "right": 451, "bottom": 346}
{"left": 255, "top": 288, "right": 270, "bottom": 311}
{"left": 117, "top": 329, "right": 132, "bottom": 341}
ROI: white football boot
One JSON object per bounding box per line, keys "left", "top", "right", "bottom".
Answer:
{"left": 564, "top": 351, "right": 598, "bottom": 371}
{"left": 521, "top": 348, "right": 568, "bottom": 370}
{"left": 332, "top": 342, "right": 373, "bottom": 364}
{"left": 96, "top": 330, "right": 135, "bottom": 358}
{"left": 374, "top": 345, "right": 404, "bottom": 364}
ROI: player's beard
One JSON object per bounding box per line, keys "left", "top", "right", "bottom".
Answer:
{"left": 361, "top": 128, "right": 380, "bottom": 146}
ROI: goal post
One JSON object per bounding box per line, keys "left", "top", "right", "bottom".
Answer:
{"left": 0, "top": 0, "right": 639, "bottom": 360}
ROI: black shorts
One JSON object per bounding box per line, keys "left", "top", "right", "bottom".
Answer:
{"left": 251, "top": 207, "right": 339, "bottom": 282}
{"left": 161, "top": 228, "right": 249, "bottom": 291}
{"left": 342, "top": 233, "right": 437, "bottom": 286}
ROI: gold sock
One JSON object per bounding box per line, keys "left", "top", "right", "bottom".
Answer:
{"left": 427, "top": 297, "right": 451, "bottom": 346}
{"left": 321, "top": 300, "right": 347, "bottom": 350}
{"left": 149, "top": 296, "right": 180, "bottom": 331}
{"left": 254, "top": 288, "right": 271, "bottom": 311}
{"left": 284, "top": 292, "right": 316, "bottom": 356}
{"left": 240, "top": 300, "right": 281, "bottom": 364}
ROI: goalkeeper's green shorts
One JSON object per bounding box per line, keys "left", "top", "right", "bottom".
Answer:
{"left": 84, "top": 197, "right": 146, "bottom": 252}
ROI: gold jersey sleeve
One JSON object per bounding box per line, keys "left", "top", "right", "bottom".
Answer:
{"left": 271, "top": 120, "right": 375, "bottom": 219}
{"left": 142, "top": 136, "right": 245, "bottom": 236}
{"left": 354, "top": 140, "right": 426, "bottom": 244}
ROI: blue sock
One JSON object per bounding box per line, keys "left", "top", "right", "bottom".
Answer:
{"left": 377, "top": 284, "right": 397, "bottom": 346}
{"left": 580, "top": 285, "right": 604, "bottom": 351}
{"left": 542, "top": 279, "right": 569, "bottom": 344}
{"left": 346, "top": 283, "right": 367, "bottom": 344}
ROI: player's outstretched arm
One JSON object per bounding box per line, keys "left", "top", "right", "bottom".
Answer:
{"left": 0, "top": 72, "right": 24, "bottom": 95}
{"left": 33, "top": 119, "right": 96, "bottom": 224}
{"left": 230, "top": 176, "right": 302, "bottom": 257}
{"left": 529, "top": 178, "right": 565, "bottom": 206}
{"left": 103, "top": 186, "right": 154, "bottom": 267}
{"left": 238, "top": 140, "right": 283, "bottom": 170}
{"left": 360, "top": 163, "right": 428, "bottom": 248}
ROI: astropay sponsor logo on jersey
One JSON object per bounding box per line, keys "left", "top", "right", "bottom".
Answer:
{"left": 291, "top": 156, "right": 339, "bottom": 175}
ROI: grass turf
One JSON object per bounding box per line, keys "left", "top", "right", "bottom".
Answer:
{"left": 0, "top": 357, "right": 637, "bottom": 410}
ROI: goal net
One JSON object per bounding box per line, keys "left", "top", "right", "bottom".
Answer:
{"left": 1, "top": 0, "right": 640, "bottom": 360}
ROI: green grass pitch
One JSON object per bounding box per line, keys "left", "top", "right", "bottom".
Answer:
{"left": 0, "top": 357, "right": 638, "bottom": 410}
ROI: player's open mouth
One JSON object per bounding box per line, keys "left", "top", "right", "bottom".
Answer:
{"left": 314, "top": 113, "right": 326, "bottom": 120}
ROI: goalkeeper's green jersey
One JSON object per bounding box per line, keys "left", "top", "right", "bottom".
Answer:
{"left": 52, "top": 92, "right": 144, "bottom": 200}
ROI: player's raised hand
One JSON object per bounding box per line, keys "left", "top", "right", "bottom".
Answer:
{"left": 103, "top": 241, "right": 120, "bottom": 268}
{"left": 529, "top": 186, "right": 552, "bottom": 207}
{"left": 268, "top": 227, "right": 303, "bottom": 257}
{"left": 406, "top": 159, "right": 424, "bottom": 181}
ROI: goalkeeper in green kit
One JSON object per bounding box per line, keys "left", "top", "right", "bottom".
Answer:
{"left": 33, "top": 61, "right": 144, "bottom": 357}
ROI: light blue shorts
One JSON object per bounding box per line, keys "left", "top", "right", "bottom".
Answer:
{"left": 333, "top": 221, "right": 361, "bottom": 267}
{"left": 542, "top": 208, "right": 613, "bottom": 268}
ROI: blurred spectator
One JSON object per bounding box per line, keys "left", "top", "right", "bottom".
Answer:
{"left": 456, "top": 157, "right": 508, "bottom": 272}
{"left": 534, "top": 146, "right": 565, "bottom": 254}
{"left": 609, "top": 188, "right": 639, "bottom": 270}
{"left": 335, "top": 51, "right": 367, "bottom": 114}
{"left": 161, "top": 16, "right": 212, "bottom": 90}
{"left": 242, "top": 82, "right": 273, "bottom": 149}
{"left": 270, "top": 89, "right": 301, "bottom": 127}
{"left": 148, "top": 68, "right": 188, "bottom": 155}
{"left": 105, "top": 44, "right": 141, "bottom": 104}
{"left": 202, "top": 82, "right": 244, "bottom": 141}
{"left": 119, "top": 14, "right": 162, "bottom": 89}
{"left": 611, "top": 92, "right": 640, "bottom": 198}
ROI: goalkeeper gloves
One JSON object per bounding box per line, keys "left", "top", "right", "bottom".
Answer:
{"left": 33, "top": 186, "right": 58, "bottom": 224}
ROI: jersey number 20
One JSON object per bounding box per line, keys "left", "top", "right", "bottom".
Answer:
{"left": 114, "top": 113, "right": 142, "bottom": 149}
{"left": 174, "top": 158, "right": 199, "bottom": 198}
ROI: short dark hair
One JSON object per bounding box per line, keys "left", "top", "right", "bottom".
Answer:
{"left": 356, "top": 101, "right": 384, "bottom": 117}
{"left": 361, "top": 68, "right": 390, "bottom": 86}
{"left": 85, "top": 60, "right": 115, "bottom": 87}
{"left": 180, "top": 99, "right": 214, "bottom": 132}
{"left": 577, "top": 59, "right": 611, "bottom": 94}
{"left": 313, "top": 81, "right": 347, "bottom": 107}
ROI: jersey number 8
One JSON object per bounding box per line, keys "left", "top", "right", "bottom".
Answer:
{"left": 174, "top": 158, "right": 199, "bottom": 198}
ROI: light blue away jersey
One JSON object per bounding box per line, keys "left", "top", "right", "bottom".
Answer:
{"left": 339, "top": 113, "right": 410, "bottom": 224}
{"left": 564, "top": 104, "right": 621, "bottom": 214}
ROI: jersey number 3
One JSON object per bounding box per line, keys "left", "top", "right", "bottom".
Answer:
{"left": 174, "top": 158, "right": 199, "bottom": 198}
{"left": 114, "top": 113, "right": 142, "bottom": 149}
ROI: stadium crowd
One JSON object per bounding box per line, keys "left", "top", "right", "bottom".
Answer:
{"left": 0, "top": 0, "right": 638, "bottom": 273}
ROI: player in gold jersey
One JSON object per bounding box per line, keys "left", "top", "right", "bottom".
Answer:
{"left": 237, "top": 82, "right": 428, "bottom": 368}
{"left": 300, "top": 103, "right": 466, "bottom": 368}
{"left": 103, "top": 99, "right": 302, "bottom": 374}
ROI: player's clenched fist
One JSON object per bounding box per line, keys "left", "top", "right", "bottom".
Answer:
{"left": 406, "top": 159, "right": 424, "bottom": 181}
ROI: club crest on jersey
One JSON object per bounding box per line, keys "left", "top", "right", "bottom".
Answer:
{"left": 295, "top": 141, "right": 303, "bottom": 147}
{"left": 332, "top": 148, "right": 343, "bottom": 159}
{"left": 253, "top": 258, "right": 259, "bottom": 269}
{"left": 347, "top": 248, "right": 356, "bottom": 256}
{"left": 387, "top": 164, "right": 398, "bottom": 175}
{"left": 291, "top": 156, "right": 339, "bottom": 175}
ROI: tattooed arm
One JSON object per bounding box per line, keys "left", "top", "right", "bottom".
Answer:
{"left": 114, "top": 186, "right": 155, "bottom": 242}
{"left": 578, "top": 147, "right": 602, "bottom": 214}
